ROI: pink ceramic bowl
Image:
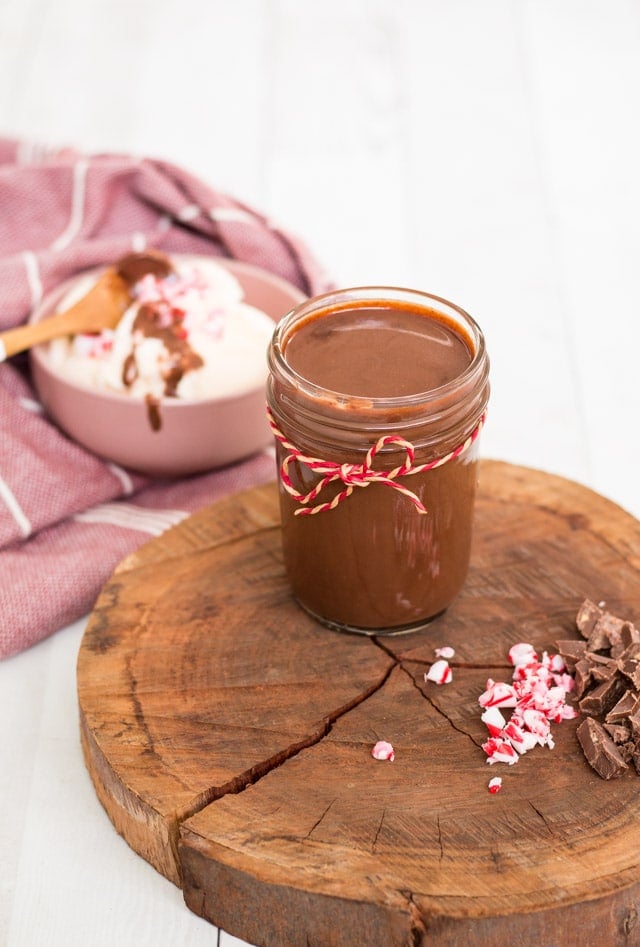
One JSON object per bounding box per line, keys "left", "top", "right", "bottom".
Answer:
{"left": 29, "top": 257, "right": 306, "bottom": 477}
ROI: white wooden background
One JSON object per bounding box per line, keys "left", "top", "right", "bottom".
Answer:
{"left": 1, "top": 2, "right": 639, "bottom": 945}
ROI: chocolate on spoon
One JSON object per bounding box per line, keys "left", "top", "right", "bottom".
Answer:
{"left": 0, "top": 250, "right": 173, "bottom": 362}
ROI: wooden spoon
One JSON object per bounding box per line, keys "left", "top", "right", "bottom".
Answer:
{"left": 0, "top": 250, "right": 172, "bottom": 362}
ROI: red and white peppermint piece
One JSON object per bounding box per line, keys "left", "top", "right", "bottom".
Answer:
{"left": 481, "top": 705, "right": 507, "bottom": 737}
{"left": 508, "top": 642, "right": 537, "bottom": 668}
{"left": 478, "top": 679, "right": 518, "bottom": 709}
{"left": 425, "top": 659, "right": 452, "bottom": 685}
{"left": 371, "top": 740, "right": 395, "bottom": 762}
{"left": 482, "top": 737, "right": 519, "bottom": 765}
{"left": 502, "top": 719, "right": 538, "bottom": 754}
{"left": 434, "top": 646, "right": 455, "bottom": 660}
{"left": 488, "top": 776, "right": 502, "bottom": 794}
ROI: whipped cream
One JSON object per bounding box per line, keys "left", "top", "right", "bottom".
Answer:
{"left": 47, "top": 256, "right": 275, "bottom": 402}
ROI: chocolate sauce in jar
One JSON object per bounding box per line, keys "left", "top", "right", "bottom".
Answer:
{"left": 267, "top": 287, "right": 490, "bottom": 635}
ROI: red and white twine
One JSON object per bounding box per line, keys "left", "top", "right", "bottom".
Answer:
{"left": 266, "top": 405, "right": 486, "bottom": 516}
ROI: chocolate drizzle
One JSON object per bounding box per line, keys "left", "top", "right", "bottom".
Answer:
{"left": 115, "top": 249, "right": 173, "bottom": 286}
{"left": 132, "top": 303, "right": 204, "bottom": 396}
{"left": 145, "top": 395, "right": 162, "bottom": 433}
{"left": 122, "top": 301, "right": 204, "bottom": 430}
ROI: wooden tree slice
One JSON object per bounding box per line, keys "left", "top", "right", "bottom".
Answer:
{"left": 77, "top": 461, "right": 640, "bottom": 945}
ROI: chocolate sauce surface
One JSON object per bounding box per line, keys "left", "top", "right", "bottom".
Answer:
{"left": 284, "top": 304, "right": 471, "bottom": 398}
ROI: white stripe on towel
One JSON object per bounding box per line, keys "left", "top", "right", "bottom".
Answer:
{"left": 177, "top": 203, "right": 201, "bottom": 222}
{"left": 131, "top": 231, "right": 147, "bottom": 252}
{"left": 74, "top": 502, "right": 189, "bottom": 536}
{"left": 22, "top": 250, "right": 43, "bottom": 309}
{"left": 106, "top": 463, "right": 134, "bottom": 495}
{"left": 0, "top": 476, "right": 32, "bottom": 538}
{"left": 16, "top": 139, "right": 38, "bottom": 165}
{"left": 19, "top": 397, "right": 44, "bottom": 414}
{"left": 50, "top": 158, "right": 89, "bottom": 251}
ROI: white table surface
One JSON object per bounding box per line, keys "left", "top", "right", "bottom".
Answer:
{"left": 1, "top": 2, "right": 639, "bottom": 945}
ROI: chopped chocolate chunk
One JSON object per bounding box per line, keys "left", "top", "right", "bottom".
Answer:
{"left": 584, "top": 650, "right": 617, "bottom": 666}
{"left": 587, "top": 621, "right": 614, "bottom": 653}
{"left": 578, "top": 674, "right": 627, "bottom": 717}
{"left": 570, "top": 600, "right": 640, "bottom": 779}
{"left": 573, "top": 659, "right": 593, "bottom": 699}
{"left": 629, "top": 743, "right": 640, "bottom": 776}
{"left": 604, "top": 722, "right": 631, "bottom": 745}
{"left": 592, "top": 612, "right": 628, "bottom": 651}
{"left": 576, "top": 717, "right": 628, "bottom": 779}
{"left": 616, "top": 639, "right": 640, "bottom": 664}
{"left": 617, "top": 658, "right": 640, "bottom": 691}
{"left": 626, "top": 706, "right": 640, "bottom": 740}
{"left": 618, "top": 742, "right": 634, "bottom": 764}
{"left": 555, "top": 639, "right": 587, "bottom": 670}
{"left": 620, "top": 622, "right": 640, "bottom": 650}
{"left": 605, "top": 689, "right": 640, "bottom": 724}
{"left": 584, "top": 653, "right": 618, "bottom": 683}
{"left": 591, "top": 664, "right": 619, "bottom": 684}
{"left": 576, "top": 599, "right": 604, "bottom": 639}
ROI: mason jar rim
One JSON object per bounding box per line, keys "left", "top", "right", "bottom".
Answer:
{"left": 268, "top": 285, "right": 488, "bottom": 411}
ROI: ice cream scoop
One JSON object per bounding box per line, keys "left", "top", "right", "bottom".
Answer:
{"left": 0, "top": 250, "right": 172, "bottom": 362}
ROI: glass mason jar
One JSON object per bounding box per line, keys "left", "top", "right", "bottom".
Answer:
{"left": 266, "top": 286, "right": 490, "bottom": 636}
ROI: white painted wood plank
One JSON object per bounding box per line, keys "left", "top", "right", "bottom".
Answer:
{"left": 269, "top": 0, "right": 414, "bottom": 287}
{"left": 398, "top": 1, "right": 590, "bottom": 490}
{"left": 519, "top": 0, "right": 640, "bottom": 518}
{"left": 4, "top": 620, "right": 219, "bottom": 947}
{"left": 0, "top": 0, "right": 272, "bottom": 206}
{"left": 220, "top": 932, "right": 256, "bottom": 947}
{"left": 0, "top": 640, "right": 49, "bottom": 946}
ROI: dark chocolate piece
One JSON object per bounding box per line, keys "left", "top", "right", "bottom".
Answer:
{"left": 555, "top": 639, "right": 587, "bottom": 670}
{"left": 576, "top": 599, "right": 604, "bottom": 639}
{"left": 629, "top": 742, "right": 640, "bottom": 775}
{"left": 617, "top": 658, "right": 640, "bottom": 691}
{"left": 617, "top": 643, "right": 640, "bottom": 665}
{"left": 587, "top": 620, "right": 615, "bottom": 653}
{"left": 576, "top": 717, "right": 628, "bottom": 779}
{"left": 615, "top": 741, "right": 634, "bottom": 764}
{"left": 573, "top": 659, "right": 593, "bottom": 699}
{"left": 605, "top": 689, "right": 640, "bottom": 724}
{"left": 595, "top": 612, "right": 628, "bottom": 650}
{"left": 578, "top": 674, "right": 626, "bottom": 717}
{"left": 585, "top": 653, "right": 618, "bottom": 683}
{"left": 627, "top": 706, "right": 640, "bottom": 741}
{"left": 604, "top": 722, "right": 631, "bottom": 744}
{"left": 584, "top": 651, "right": 617, "bottom": 666}
{"left": 620, "top": 621, "right": 640, "bottom": 650}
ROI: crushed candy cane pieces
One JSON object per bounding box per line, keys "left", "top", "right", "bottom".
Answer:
{"left": 481, "top": 705, "right": 507, "bottom": 737}
{"left": 371, "top": 740, "right": 395, "bottom": 762}
{"left": 488, "top": 776, "right": 502, "bottom": 794}
{"left": 425, "top": 659, "right": 452, "bottom": 685}
{"left": 434, "top": 646, "right": 455, "bottom": 660}
{"left": 508, "top": 642, "right": 537, "bottom": 668}
{"left": 479, "top": 643, "right": 576, "bottom": 766}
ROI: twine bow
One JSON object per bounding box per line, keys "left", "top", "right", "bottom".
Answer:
{"left": 267, "top": 406, "right": 486, "bottom": 516}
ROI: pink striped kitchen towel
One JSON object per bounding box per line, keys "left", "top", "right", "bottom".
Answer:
{"left": 0, "top": 137, "right": 330, "bottom": 660}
